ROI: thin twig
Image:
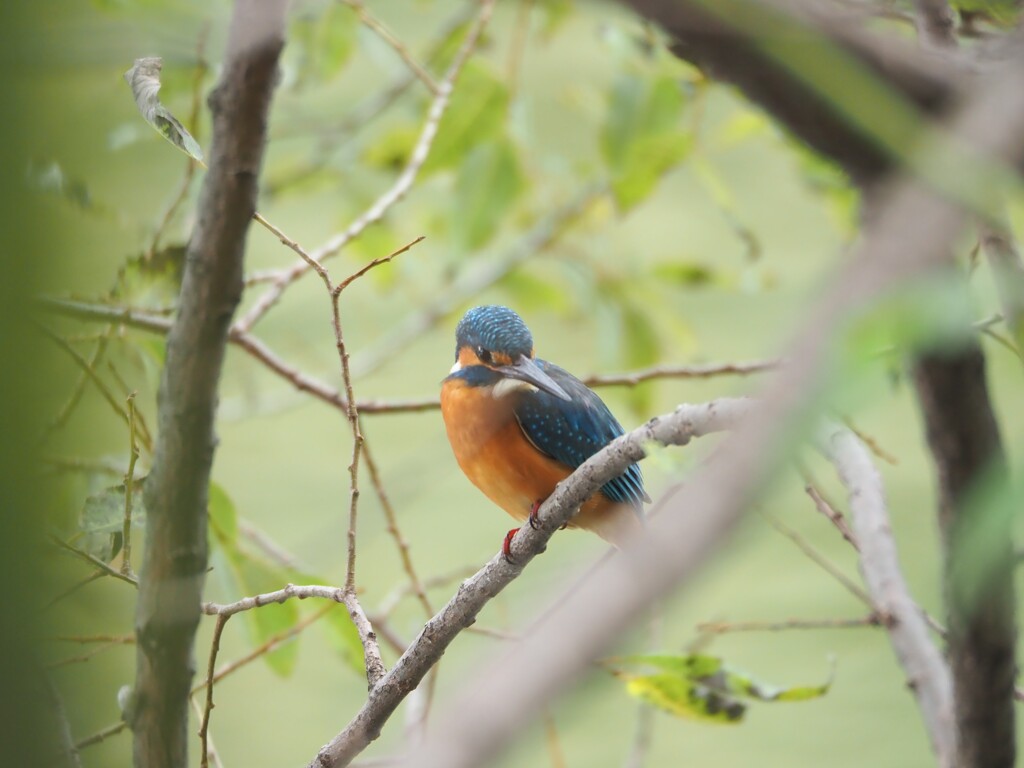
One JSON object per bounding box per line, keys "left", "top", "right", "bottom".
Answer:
{"left": 341, "top": 0, "right": 440, "bottom": 95}
{"left": 582, "top": 359, "right": 780, "bottom": 387}
{"left": 760, "top": 512, "right": 873, "bottom": 607}
{"left": 50, "top": 535, "right": 138, "bottom": 588}
{"left": 74, "top": 721, "right": 128, "bottom": 751}
{"left": 47, "top": 640, "right": 126, "bottom": 669}
{"left": 199, "top": 614, "right": 229, "bottom": 768}
{"left": 542, "top": 710, "right": 567, "bottom": 768}
{"left": 43, "top": 333, "right": 111, "bottom": 441}
{"left": 202, "top": 583, "right": 344, "bottom": 616}
{"left": 121, "top": 393, "right": 140, "bottom": 576}
{"left": 840, "top": 416, "right": 899, "bottom": 465}
{"left": 342, "top": 591, "right": 387, "bottom": 689}
{"left": 193, "top": 605, "right": 332, "bottom": 693}
{"left": 804, "top": 483, "right": 860, "bottom": 550}
{"left": 362, "top": 429, "right": 433, "bottom": 618}
{"left": 235, "top": 0, "right": 495, "bottom": 332}
{"left": 191, "top": 695, "right": 224, "bottom": 768}
{"left": 697, "top": 615, "right": 883, "bottom": 634}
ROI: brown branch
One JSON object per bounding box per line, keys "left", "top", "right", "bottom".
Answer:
{"left": 804, "top": 483, "right": 860, "bottom": 550}
{"left": 198, "top": 615, "right": 228, "bottom": 768}
{"left": 74, "top": 721, "right": 128, "bottom": 751}
{"left": 130, "top": 5, "right": 287, "bottom": 767}
{"left": 697, "top": 615, "right": 883, "bottom": 634}
{"left": 50, "top": 535, "right": 138, "bottom": 588}
{"left": 121, "top": 393, "right": 139, "bottom": 576}
{"left": 580, "top": 358, "right": 780, "bottom": 386}
{"left": 342, "top": 592, "right": 387, "bottom": 690}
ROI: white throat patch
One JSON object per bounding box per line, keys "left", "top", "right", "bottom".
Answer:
{"left": 492, "top": 378, "right": 537, "bottom": 398}
{"left": 449, "top": 361, "right": 462, "bottom": 374}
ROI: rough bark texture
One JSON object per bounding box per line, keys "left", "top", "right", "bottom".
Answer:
{"left": 131, "top": 3, "right": 286, "bottom": 767}
{"left": 913, "top": 349, "right": 1016, "bottom": 768}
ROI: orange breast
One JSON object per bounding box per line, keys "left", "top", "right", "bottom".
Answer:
{"left": 441, "top": 379, "right": 641, "bottom": 547}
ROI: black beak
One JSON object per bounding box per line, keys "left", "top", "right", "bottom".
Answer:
{"left": 498, "top": 355, "right": 571, "bottom": 401}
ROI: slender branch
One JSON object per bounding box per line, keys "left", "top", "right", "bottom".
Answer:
{"left": 44, "top": 673, "right": 82, "bottom": 768}
{"left": 804, "top": 483, "right": 860, "bottom": 550}
{"left": 42, "top": 332, "right": 110, "bottom": 441}
{"left": 199, "top": 615, "right": 229, "bottom": 768}
{"left": 819, "top": 423, "right": 955, "bottom": 764}
{"left": 697, "top": 615, "right": 883, "bottom": 634}
{"left": 341, "top": 1, "right": 440, "bottom": 95}
{"left": 50, "top": 535, "right": 138, "bottom": 588}
{"left": 47, "top": 640, "right": 126, "bottom": 669}
{"left": 193, "top": 606, "right": 332, "bottom": 695}
{"left": 760, "top": 512, "right": 874, "bottom": 607}
{"left": 342, "top": 592, "right": 387, "bottom": 690}
{"left": 581, "top": 359, "right": 779, "bottom": 386}
{"left": 74, "top": 721, "right": 128, "bottom": 751}
{"left": 361, "top": 431, "right": 433, "bottom": 618}
{"left": 235, "top": 0, "right": 496, "bottom": 333}
{"left": 202, "top": 584, "right": 344, "bottom": 616}
{"left": 190, "top": 695, "right": 225, "bottom": 768}
{"left": 121, "top": 393, "right": 139, "bottom": 576}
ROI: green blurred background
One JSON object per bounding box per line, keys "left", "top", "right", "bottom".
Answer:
{"left": 21, "top": 0, "right": 1024, "bottom": 766}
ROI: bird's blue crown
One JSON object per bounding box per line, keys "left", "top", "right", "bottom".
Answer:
{"left": 455, "top": 305, "right": 534, "bottom": 360}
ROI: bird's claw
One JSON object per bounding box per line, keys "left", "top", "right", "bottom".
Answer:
{"left": 528, "top": 499, "right": 544, "bottom": 530}
{"left": 502, "top": 528, "right": 520, "bottom": 564}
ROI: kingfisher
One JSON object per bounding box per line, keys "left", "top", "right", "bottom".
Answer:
{"left": 441, "top": 305, "right": 648, "bottom": 557}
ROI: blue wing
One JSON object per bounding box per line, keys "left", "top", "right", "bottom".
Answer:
{"left": 512, "top": 360, "right": 648, "bottom": 511}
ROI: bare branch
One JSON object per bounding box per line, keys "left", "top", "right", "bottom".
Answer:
{"left": 131, "top": 4, "right": 287, "bottom": 766}
{"left": 340, "top": 1, "right": 440, "bottom": 95}
{"left": 912, "top": 0, "right": 958, "bottom": 49}
{"left": 342, "top": 592, "right": 387, "bottom": 690}
{"left": 202, "top": 584, "right": 344, "bottom": 617}
{"left": 697, "top": 615, "right": 883, "bottom": 634}
{"left": 199, "top": 615, "right": 229, "bottom": 768}
{"left": 804, "top": 483, "right": 860, "bottom": 550}
{"left": 819, "top": 424, "right": 955, "bottom": 764}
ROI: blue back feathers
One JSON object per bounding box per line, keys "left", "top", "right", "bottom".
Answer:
{"left": 514, "top": 361, "right": 648, "bottom": 511}
{"left": 455, "top": 305, "right": 534, "bottom": 360}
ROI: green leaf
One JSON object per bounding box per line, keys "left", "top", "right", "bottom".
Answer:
{"left": 123, "top": 57, "right": 204, "bottom": 163}
{"left": 81, "top": 479, "right": 147, "bottom": 535}
{"left": 535, "top": 0, "right": 573, "bottom": 39}
{"left": 614, "top": 653, "right": 832, "bottom": 721}
{"left": 601, "top": 73, "right": 688, "bottom": 211}
{"left": 652, "top": 262, "right": 720, "bottom": 288}
{"left": 423, "top": 63, "right": 509, "bottom": 175}
{"left": 452, "top": 139, "right": 525, "bottom": 252}
{"left": 362, "top": 123, "right": 419, "bottom": 171}
{"left": 221, "top": 547, "right": 301, "bottom": 677}
{"left": 621, "top": 673, "right": 746, "bottom": 724}
{"left": 208, "top": 481, "right": 238, "bottom": 548}
{"left": 112, "top": 244, "right": 186, "bottom": 307}
{"left": 322, "top": 603, "right": 365, "bottom": 675}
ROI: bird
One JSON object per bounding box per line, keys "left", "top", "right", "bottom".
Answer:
{"left": 440, "top": 305, "right": 649, "bottom": 558}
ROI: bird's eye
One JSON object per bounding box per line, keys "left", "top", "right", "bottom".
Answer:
{"left": 477, "top": 347, "right": 493, "bottom": 365}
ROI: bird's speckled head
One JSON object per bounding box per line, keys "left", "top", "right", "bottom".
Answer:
{"left": 454, "top": 305, "right": 534, "bottom": 366}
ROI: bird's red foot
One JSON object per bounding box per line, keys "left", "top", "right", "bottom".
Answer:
{"left": 528, "top": 499, "right": 544, "bottom": 530}
{"left": 502, "top": 528, "right": 520, "bottom": 564}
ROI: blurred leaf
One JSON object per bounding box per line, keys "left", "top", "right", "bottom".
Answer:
{"left": 208, "top": 481, "right": 238, "bottom": 547}
{"left": 112, "top": 244, "right": 186, "bottom": 307}
{"left": 615, "top": 653, "right": 831, "bottom": 723}
{"left": 602, "top": 73, "right": 688, "bottom": 211}
{"left": 81, "top": 479, "right": 147, "bottom": 535}
{"left": 953, "top": 0, "right": 1022, "bottom": 25}
{"left": 501, "top": 269, "right": 572, "bottom": 313}
{"left": 950, "top": 461, "right": 1023, "bottom": 609}
{"left": 322, "top": 603, "right": 365, "bottom": 675}
{"left": 290, "top": 4, "right": 357, "bottom": 85}
{"left": 843, "top": 277, "right": 976, "bottom": 366}
{"left": 208, "top": 485, "right": 299, "bottom": 677}
{"left": 535, "top": 0, "right": 573, "bottom": 39}
{"left": 622, "top": 673, "right": 746, "bottom": 723}
{"left": 653, "top": 261, "right": 720, "bottom": 288}
{"left": 349, "top": 222, "right": 403, "bottom": 290}
{"left": 222, "top": 547, "right": 301, "bottom": 677}
{"left": 715, "top": 109, "right": 771, "bottom": 150}
{"left": 362, "top": 123, "right": 419, "bottom": 171}
{"left": 123, "top": 57, "right": 204, "bottom": 163}
{"left": 27, "top": 160, "right": 120, "bottom": 219}
{"left": 423, "top": 63, "right": 508, "bottom": 175}
{"left": 452, "top": 138, "right": 524, "bottom": 252}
